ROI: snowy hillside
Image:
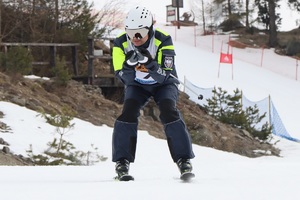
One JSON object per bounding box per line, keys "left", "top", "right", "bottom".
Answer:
{"left": 1, "top": 24, "right": 300, "bottom": 200}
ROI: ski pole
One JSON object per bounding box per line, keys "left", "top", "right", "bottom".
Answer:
{"left": 170, "top": 74, "right": 203, "bottom": 100}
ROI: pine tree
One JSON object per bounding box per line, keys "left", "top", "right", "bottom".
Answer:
{"left": 204, "top": 87, "right": 272, "bottom": 140}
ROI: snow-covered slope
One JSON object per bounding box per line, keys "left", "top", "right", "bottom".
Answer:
{"left": 1, "top": 24, "right": 300, "bottom": 200}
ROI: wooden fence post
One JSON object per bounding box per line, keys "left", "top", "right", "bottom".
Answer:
{"left": 71, "top": 46, "right": 78, "bottom": 76}
{"left": 87, "top": 37, "right": 94, "bottom": 85}
{"left": 49, "top": 46, "right": 56, "bottom": 68}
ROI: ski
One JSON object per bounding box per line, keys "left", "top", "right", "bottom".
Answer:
{"left": 180, "top": 172, "right": 195, "bottom": 181}
{"left": 115, "top": 174, "right": 134, "bottom": 181}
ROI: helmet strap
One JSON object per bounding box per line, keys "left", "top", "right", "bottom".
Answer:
{"left": 148, "top": 24, "right": 154, "bottom": 38}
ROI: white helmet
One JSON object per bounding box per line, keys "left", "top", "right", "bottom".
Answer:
{"left": 125, "top": 6, "right": 153, "bottom": 30}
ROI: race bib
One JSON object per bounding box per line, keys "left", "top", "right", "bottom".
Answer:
{"left": 134, "top": 70, "right": 157, "bottom": 84}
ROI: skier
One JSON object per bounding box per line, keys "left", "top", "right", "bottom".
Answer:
{"left": 112, "top": 6, "right": 195, "bottom": 181}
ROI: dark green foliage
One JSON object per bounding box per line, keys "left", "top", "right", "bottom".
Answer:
{"left": 51, "top": 56, "right": 72, "bottom": 86}
{"left": 245, "top": 26, "right": 256, "bottom": 35}
{"left": 204, "top": 87, "right": 272, "bottom": 140}
{"left": 254, "top": 0, "right": 281, "bottom": 30}
{"left": 218, "top": 18, "right": 245, "bottom": 32}
{"left": 204, "top": 87, "right": 229, "bottom": 118}
{"left": 45, "top": 138, "right": 81, "bottom": 165}
{"left": 0, "top": 46, "right": 33, "bottom": 75}
{"left": 27, "top": 139, "right": 81, "bottom": 166}
{"left": 41, "top": 106, "right": 75, "bottom": 128}
{"left": 28, "top": 107, "right": 108, "bottom": 165}
{"left": 1, "top": 0, "right": 101, "bottom": 44}
{"left": 27, "top": 138, "right": 108, "bottom": 166}
{"left": 286, "top": 40, "right": 300, "bottom": 56}
{"left": 1, "top": 0, "right": 103, "bottom": 73}
{"left": 251, "top": 122, "right": 273, "bottom": 141}
{"left": 54, "top": 0, "right": 102, "bottom": 48}
{"left": 255, "top": 0, "right": 270, "bottom": 30}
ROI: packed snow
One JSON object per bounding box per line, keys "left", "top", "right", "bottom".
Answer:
{"left": 1, "top": 23, "right": 300, "bottom": 200}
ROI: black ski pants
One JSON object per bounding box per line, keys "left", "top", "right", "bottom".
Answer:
{"left": 112, "top": 84, "right": 195, "bottom": 163}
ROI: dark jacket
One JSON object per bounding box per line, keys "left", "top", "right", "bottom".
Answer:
{"left": 112, "top": 27, "right": 179, "bottom": 86}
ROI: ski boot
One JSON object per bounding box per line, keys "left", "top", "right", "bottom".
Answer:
{"left": 176, "top": 158, "right": 195, "bottom": 181}
{"left": 115, "top": 159, "right": 134, "bottom": 181}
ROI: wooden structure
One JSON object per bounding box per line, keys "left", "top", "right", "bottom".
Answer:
{"left": 0, "top": 42, "right": 80, "bottom": 76}
{"left": 85, "top": 37, "right": 122, "bottom": 87}
{"left": 0, "top": 40, "right": 123, "bottom": 89}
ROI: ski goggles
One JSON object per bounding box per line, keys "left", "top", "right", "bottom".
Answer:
{"left": 125, "top": 28, "right": 149, "bottom": 40}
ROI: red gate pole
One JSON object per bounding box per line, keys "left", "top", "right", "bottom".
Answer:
{"left": 296, "top": 59, "right": 299, "bottom": 81}
{"left": 260, "top": 46, "right": 265, "bottom": 67}
{"left": 212, "top": 32, "right": 214, "bottom": 53}
{"left": 194, "top": 26, "right": 196, "bottom": 47}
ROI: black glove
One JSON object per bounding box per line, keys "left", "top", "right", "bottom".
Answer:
{"left": 125, "top": 50, "right": 138, "bottom": 67}
{"left": 136, "top": 48, "right": 153, "bottom": 65}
